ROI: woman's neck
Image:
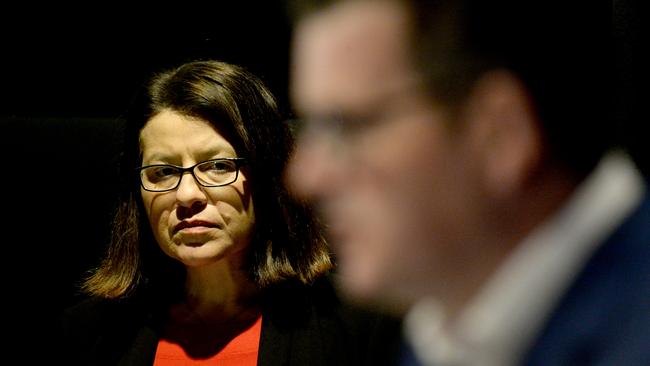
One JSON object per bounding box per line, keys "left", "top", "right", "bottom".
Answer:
{"left": 178, "top": 260, "right": 260, "bottom": 325}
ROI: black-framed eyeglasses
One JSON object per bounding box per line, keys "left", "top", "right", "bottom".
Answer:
{"left": 136, "top": 157, "right": 247, "bottom": 192}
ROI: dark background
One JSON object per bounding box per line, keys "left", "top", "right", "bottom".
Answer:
{"left": 1, "top": 2, "right": 293, "bottom": 118}
{"left": 0, "top": 1, "right": 645, "bottom": 354}
{"left": 0, "top": 2, "right": 294, "bottom": 347}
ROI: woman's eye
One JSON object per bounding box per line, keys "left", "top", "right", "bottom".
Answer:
{"left": 201, "top": 161, "right": 234, "bottom": 173}
{"left": 156, "top": 166, "right": 179, "bottom": 177}
{"left": 144, "top": 166, "right": 179, "bottom": 182}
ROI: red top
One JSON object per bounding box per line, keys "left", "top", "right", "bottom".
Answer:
{"left": 153, "top": 315, "right": 263, "bottom": 366}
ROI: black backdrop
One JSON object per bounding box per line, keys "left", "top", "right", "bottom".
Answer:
{"left": 1, "top": 2, "right": 293, "bottom": 118}
{"left": 0, "top": 3, "right": 293, "bottom": 352}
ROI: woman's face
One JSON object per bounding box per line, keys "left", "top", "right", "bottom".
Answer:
{"left": 139, "top": 110, "right": 255, "bottom": 268}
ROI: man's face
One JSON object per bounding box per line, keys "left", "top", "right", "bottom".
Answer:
{"left": 288, "top": 0, "right": 479, "bottom": 311}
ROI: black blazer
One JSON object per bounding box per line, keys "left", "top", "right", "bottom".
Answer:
{"left": 397, "top": 189, "right": 650, "bottom": 366}
{"left": 59, "top": 276, "right": 402, "bottom": 366}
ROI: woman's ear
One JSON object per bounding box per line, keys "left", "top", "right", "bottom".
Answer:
{"left": 463, "top": 70, "right": 542, "bottom": 199}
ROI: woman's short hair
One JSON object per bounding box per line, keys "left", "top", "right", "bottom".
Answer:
{"left": 83, "top": 60, "right": 332, "bottom": 299}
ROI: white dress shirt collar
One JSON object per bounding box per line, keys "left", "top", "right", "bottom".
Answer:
{"left": 404, "top": 151, "right": 645, "bottom": 366}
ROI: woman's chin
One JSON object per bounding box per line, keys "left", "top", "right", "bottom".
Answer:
{"left": 172, "top": 242, "right": 230, "bottom": 267}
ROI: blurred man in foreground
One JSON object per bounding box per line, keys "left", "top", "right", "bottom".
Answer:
{"left": 287, "top": 0, "right": 649, "bottom": 364}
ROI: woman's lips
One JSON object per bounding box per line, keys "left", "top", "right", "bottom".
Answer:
{"left": 174, "top": 220, "right": 218, "bottom": 234}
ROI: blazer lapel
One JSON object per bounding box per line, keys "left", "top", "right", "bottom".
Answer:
{"left": 117, "top": 324, "right": 159, "bottom": 366}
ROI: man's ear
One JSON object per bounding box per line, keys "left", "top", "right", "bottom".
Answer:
{"left": 463, "top": 70, "right": 542, "bottom": 198}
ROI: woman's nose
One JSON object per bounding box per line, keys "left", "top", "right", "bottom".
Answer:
{"left": 174, "top": 172, "right": 208, "bottom": 207}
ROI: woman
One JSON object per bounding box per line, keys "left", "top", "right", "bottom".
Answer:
{"left": 60, "top": 60, "right": 400, "bottom": 365}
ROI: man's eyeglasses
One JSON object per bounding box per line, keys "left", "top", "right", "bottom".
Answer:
{"left": 136, "top": 157, "right": 247, "bottom": 192}
{"left": 287, "top": 79, "right": 427, "bottom": 145}
{"left": 285, "top": 113, "right": 382, "bottom": 148}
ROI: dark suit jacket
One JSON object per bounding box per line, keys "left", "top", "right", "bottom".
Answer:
{"left": 397, "top": 190, "right": 650, "bottom": 366}
{"left": 59, "top": 276, "right": 402, "bottom": 366}
{"left": 522, "top": 191, "right": 650, "bottom": 365}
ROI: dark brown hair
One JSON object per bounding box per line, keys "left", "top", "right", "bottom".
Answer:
{"left": 288, "top": 0, "right": 612, "bottom": 178}
{"left": 408, "top": 0, "right": 612, "bottom": 177}
{"left": 83, "top": 60, "right": 332, "bottom": 299}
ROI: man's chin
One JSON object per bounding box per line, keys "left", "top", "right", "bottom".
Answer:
{"left": 334, "top": 262, "right": 413, "bottom": 315}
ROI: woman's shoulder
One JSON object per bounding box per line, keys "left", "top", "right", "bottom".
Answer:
{"left": 64, "top": 297, "right": 146, "bottom": 338}
{"left": 263, "top": 273, "right": 398, "bottom": 319}
{"left": 63, "top": 296, "right": 114, "bottom": 317}
{"left": 261, "top": 274, "right": 404, "bottom": 365}
{"left": 62, "top": 296, "right": 142, "bottom": 328}
{"left": 59, "top": 295, "right": 153, "bottom": 365}
{"left": 314, "top": 274, "right": 404, "bottom": 360}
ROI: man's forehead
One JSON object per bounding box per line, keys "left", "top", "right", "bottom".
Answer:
{"left": 307, "top": 1, "right": 408, "bottom": 62}
{"left": 292, "top": 0, "right": 413, "bottom": 112}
